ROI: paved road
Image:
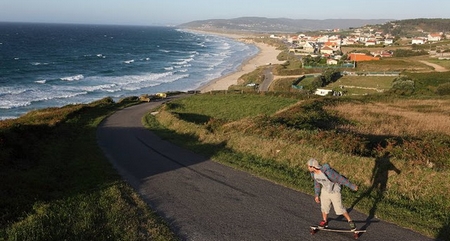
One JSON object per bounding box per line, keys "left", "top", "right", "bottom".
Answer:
{"left": 97, "top": 99, "right": 433, "bottom": 241}
{"left": 259, "top": 67, "right": 274, "bottom": 91}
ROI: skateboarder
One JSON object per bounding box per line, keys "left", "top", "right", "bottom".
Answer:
{"left": 307, "top": 158, "right": 358, "bottom": 230}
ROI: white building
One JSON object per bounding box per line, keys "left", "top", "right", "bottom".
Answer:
{"left": 315, "top": 89, "right": 333, "bottom": 96}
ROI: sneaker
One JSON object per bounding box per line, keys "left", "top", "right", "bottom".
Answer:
{"left": 349, "top": 221, "right": 356, "bottom": 231}
{"left": 319, "top": 220, "right": 328, "bottom": 228}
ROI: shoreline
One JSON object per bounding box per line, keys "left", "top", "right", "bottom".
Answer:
{"left": 193, "top": 31, "right": 284, "bottom": 93}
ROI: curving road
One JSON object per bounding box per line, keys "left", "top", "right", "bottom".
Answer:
{"left": 96, "top": 98, "right": 433, "bottom": 241}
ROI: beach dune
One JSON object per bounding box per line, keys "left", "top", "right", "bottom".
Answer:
{"left": 199, "top": 40, "right": 284, "bottom": 93}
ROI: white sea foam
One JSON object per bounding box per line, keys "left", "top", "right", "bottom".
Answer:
{"left": 60, "top": 74, "right": 84, "bottom": 81}
{"left": 173, "top": 57, "right": 194, "bottom": 65}
{"left": 218, "top": 42, "right": 231, "bottom": 50}
{"left": 1, "top": 25, "right": 259, "bottom": 119}
{"left": 0, "top": 116, "right": 17, "bottom": 120}
{"left": 0, "top": 99, "right": 31, "bottom": 109}
{"left": 121, "top": 73, "right": 189, "bottom": 91}
{"left": 0, "top": 87, "right": 29, "bottom": 97}
{"left": 31, "top": 62, "right": 48, "bottom": 66}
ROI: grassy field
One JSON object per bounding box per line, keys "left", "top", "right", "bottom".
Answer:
{"left": 0, "top": 98, "right": 178, "bottom": 241}
{"left": 327, "top": 76, "right": 395, "bottom": 95}
{"left": 427, "top": 58, "right": 450, "bottom": 69}
{"left": 144, "top": 93, "right": 450, "bottom": 240}
{"left": 349, "top": 58, "right": 432, "bottom": 72}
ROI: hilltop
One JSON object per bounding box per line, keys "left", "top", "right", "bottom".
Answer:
{"left": 376, "top": 18, "right": 450, "bottom": 37}
{"left": 178, "top": 17, "right": 393, "bottom": 33}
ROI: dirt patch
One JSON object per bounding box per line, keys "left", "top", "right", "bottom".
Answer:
{"left": 418, "top": 60, "right": 448, "bottom": 72}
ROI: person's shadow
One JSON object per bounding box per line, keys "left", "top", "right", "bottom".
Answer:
{"left": 350, "top": 152, "right": 401, "bottom": 230}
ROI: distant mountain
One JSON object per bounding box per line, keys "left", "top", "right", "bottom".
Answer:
{"left": 178, "top": 17, "right": 393, "bottom": 33}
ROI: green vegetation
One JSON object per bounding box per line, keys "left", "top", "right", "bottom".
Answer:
{"left": 427, "top": 58, "right": 450, "bottom": 69}
{"left": 355, "top": 58, "right": 431, "bottom": 72}
{"left": 393, "top": 49, "right": 428, "bottom": 57}
{"left": 145, "top": 93, "right": 450, "bottom": 240}
{"left": 328, "top": 76, "right": 394, "bottom": 94}
{"left": 385, "top": 19, "right": 450, "bottom": 37}
{"left": 0, "top": 97, "right": 178, "bottom": 241}
{"left": 3, "top": 19, "right": 450, "bottom": 240}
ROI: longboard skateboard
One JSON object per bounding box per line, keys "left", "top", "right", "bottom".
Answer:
{"left": 310, "top": 225, "right": 366, "bottom": 239}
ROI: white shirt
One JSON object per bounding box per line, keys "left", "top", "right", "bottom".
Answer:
{"left": 314, "top": 171, "right": 341, "bottom": 193}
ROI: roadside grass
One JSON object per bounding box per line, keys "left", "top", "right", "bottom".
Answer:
{"left": 164, "top": 93, "right": 299, "bottom": 121}
{"left": 0, "top": 97, "right": 178, "bottom": 241}
{"left": 144, "top": 93, "right": 450, "bottom": 240}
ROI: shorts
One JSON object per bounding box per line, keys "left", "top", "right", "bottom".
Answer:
{"left": 320, "top": 190, "right": 347, "bottom": 215}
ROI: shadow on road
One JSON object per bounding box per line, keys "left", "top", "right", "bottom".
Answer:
{"left": 438, "top": 215, "right": 450, "bottom": 240}
{"left": 349, "top": 152, "right": 401, "bottom": 231}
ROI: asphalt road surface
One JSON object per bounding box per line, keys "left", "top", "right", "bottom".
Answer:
{"left": 97, "top": 98, "right": 433, "bottom": 241}
{"left": 258, "top": 67, "right": 274, "bottom": 92}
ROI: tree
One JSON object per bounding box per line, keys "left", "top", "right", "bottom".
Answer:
{"left": 391, "top": 76, "right": 415, "bottom": 95}
{"left": 321, "top": 68, "right": 342, "bottom": 86}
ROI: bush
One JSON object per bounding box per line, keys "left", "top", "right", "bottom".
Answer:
{"left": 390, "top": 76, "right": 415, "bottom": 95}
{"left": 436, "top": 82, "right": 450, "bottom": 95}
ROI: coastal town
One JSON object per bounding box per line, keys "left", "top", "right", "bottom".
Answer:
{"left": 269, "top": 23, "right": 450, "bottom": 64}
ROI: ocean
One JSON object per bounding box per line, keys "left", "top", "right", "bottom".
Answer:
{"left": 0, "top": 22, "right": 259, "bottom": 120}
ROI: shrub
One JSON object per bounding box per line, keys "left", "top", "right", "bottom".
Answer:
{"left": 436, "top": 82, "right": 450, "bottom": 95}
{"left": 390, "top": 76, "right": 415, "bottom": 95}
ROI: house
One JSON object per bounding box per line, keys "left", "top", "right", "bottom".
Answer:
{"left": 428, "top": 33, "right": 442, "bottom": 42}
{"left": 303, "top": 42, "right": 317, "bottom": 53}
{"left": 321, "top": 46, "right": 334, "bottom": 55}
{"left": 412, "top": 38, "right": 426, "bottom": 45}
{"left": 372, "top": 50, "right": 393, "bottom": 58}
{"left": 269, "top": 34, "right": 282, "bottom": 39}
{"left": 327, "top": 59, "right": 338, "bottom": 65}
{"left": 317, "top": 35, "right": 329, "bottom": 43}
{"left": 315, "top": 88, "right": 333, "bottom": 96}
{"left": 287, "top": 35, "right": 299, "bottom": 44}
{"left": 365, "top": 40, "right": 377, "bottom": 46}
{"left": 324, "top": 41, "right": 341, "bottom": 51}
{"left": 384, "top": 38, "right": 394, "bottom": 45}
{"left": 342, "top": 39, "right": 358, "bottom": 46}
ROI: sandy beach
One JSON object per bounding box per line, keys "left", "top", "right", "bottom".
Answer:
{"left": 198, "top": 34, "right": 284, "bottom": 93}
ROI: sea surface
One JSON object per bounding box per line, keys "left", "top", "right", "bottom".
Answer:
{"left": 0, "top": 22, "right": 258, "bottom": 119}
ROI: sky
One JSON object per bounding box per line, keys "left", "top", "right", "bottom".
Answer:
{"left": 1, "top": 0, "right": 449, "bottom": 26}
